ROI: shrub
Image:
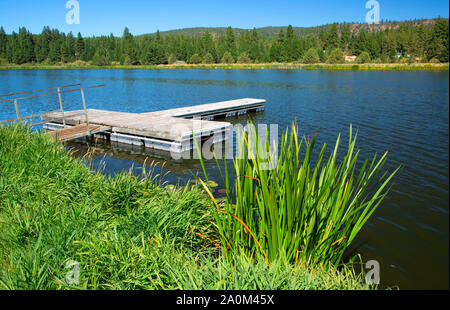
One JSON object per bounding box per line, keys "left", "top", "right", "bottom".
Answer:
{"left": 188, "top": 53, "right": 202, "bottom": 64}
{"left": 327, "top": 48, "right": 345, "bottom": 64}
{"left": 430, "top": 58, "right": 440, "bottom": 64}
{"left": 380, "top": 54, "right": 390, "bottom": 64}
{"left": 356, "top": 52, "right": 371, "bottom": 64}
{"left": 221, "top": 51, "right": 234, "bottom": 64}
{"left": 167, "top": 54, "right": 177, "bottom": 64}
{"left": 237, "top": 52, "right": 251, "bottom": 64}
{"left": 302, "top": 48, "right": 320, "bottom": 64}
{"left": 91, "top": 50, "right": 110, "bottom": 66}
{"left": 317, "top": 48, "right": 326, "bottom": 62}
{"left": 202, "top": 52, "right": 215, "bottom": 64}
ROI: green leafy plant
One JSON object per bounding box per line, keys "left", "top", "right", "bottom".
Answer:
{"left": 196, "top": 121, "right": 399, "bottom": 267}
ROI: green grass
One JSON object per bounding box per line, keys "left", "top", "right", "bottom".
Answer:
{"left": 0, "top": 125, "right": 371, "bottom": 290}
{"left": 197, "top": 122, "right": 398, "bottom": 267}
{"left": 0, "top": 62, "right": 448, "bottom": 71}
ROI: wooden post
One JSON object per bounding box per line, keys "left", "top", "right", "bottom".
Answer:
{"left": 14, "top": 99, "right": 21, "bottom": 122}
{"left": 57, "top": 87, "right": 66, "bottom": 127}
{"left": 80, "top": 88, "right": 90, "bottom": 133}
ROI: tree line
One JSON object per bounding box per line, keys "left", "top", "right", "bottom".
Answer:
{"left": 0, "top": 18, "right": 448, "bottom": 66}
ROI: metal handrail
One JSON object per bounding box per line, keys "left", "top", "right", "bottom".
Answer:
{"left": 0, "top": 84, "right": 105, "bottom": 103}
{"left": 0, "top": 109, "right": 61, "bottom": 124}
{"left": 0, "top": 84, "right": 81, "bottom": 98}
{"left": 0, "top": 84, "right": 105, "bottom": 131}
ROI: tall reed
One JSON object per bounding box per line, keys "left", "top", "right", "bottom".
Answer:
{"left": 196, "top": 121, "right": 399, "bottom": 266}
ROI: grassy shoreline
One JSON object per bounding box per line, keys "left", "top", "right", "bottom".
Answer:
{"left": 0, "top": 62, "right": 448, "bottom": 71}
{"left": 0, "top": 125, "right": 372, "bottom": 290}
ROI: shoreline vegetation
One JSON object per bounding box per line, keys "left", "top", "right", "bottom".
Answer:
{"left": 0, "top": 62, "right": 448, "bottom": 71}
{"left": 0, "top": 18, "right": 448, "bottom": 72}
{"left": 0, "top": 123, "right": 397, "bottom": 289}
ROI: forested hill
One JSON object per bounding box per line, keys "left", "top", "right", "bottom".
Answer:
{"left": 144, "top": 19, "right": 441, "bottom": 38}
{"left": 0, "top": 17, "right": 448, "bottom": 66}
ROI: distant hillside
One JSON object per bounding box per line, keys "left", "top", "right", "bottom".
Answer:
{"left": 143, "top": 18, "right": 443, "bottom": 38}
{"left": 2, "top": 17, "right": 448, "bottom": 66}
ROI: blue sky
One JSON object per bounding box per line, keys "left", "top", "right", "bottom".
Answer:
{"left": 0, "top": 0, "right": 448, "bottom": 36}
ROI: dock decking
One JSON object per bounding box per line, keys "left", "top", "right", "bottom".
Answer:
{"left": 144, "top": 98, "right": 265, "bottom": 120}
{"left": 44, "top": 98, "right": 265, "bottom": 152}
{"left": 47, "top": 123, "right": 111, "bottom": 142}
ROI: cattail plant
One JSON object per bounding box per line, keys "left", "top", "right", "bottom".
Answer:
{"left": 196, "top": 121, "right": 399, "bottom": 266}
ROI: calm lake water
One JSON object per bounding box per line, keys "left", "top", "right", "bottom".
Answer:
{"left": 0, "top": 69, "right": 448, "bottom": 290}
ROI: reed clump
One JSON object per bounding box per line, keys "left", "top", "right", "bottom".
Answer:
{"left": 197, "top": 122, "right": 399, "bottom": 267}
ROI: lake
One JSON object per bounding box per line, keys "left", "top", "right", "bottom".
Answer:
{"left": 0, "top": 69, "right": 448, "bottom": 289}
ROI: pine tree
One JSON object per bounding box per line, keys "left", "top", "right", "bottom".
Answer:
{"left": 286, "top": 25, "right": 294, "bottom": 41}
{"left": 107, "top": 34, "right": 117, "bottom": 62}
{"left": 225, "top": 27, "right": 237, "bottom": 59}
{"left": 341, "top": 23, "right": 351, "bottom": 51}
{"left": 141, "top": 42, "right": 158, "bottom": 65}
{"left": 62, "top": 32, "right": 76, "bottom": 62}
{"left": 326, "top": 23, "right": 340, "bottom": 50}
{"left": 17, "top": 27, "right": 35, "bottom": 64}
{"left": 353, "top": 29, "right": 369, "bottom": 55}
{"left": 123, "top": 27, "right": 133, "bottom": 44}
{"left": 48, "top": 39, "right": 61, "bottom": 63}
{"left": 269, "top": 39, "right": 282, "bottom": 62}
{"left": 155, "top": 30, "right": 162, "bottom": 43}
{"left": 284, "top": 25, "right": 297, "bottom": 62}
{"left": 274, "top": 30, "right": 286, "bottom": 62}
{"left": 76, "top": 32, "right": 85, "bottom": 60}
{"left": 125, "top": 46, "right": 139, "bottom": 65}
{"left": 427, "top": 17, "right": 449, "bottom": 62}
{"left": 60, "top": 41, "right": 70, "bottom": 63}
{"left": 0, "top": 27, "right": 7, "bottom": 59}
{"left": 6, "top": 32, "right": 18, "bottom": 63}
{"left": 201, "top": 31, "right": 217, "bottom": 62}
{"left": 122, "top": 27, "right": 139, "bottom": 65}
{"left": 34, "top": 27, "right": 50, "bottom": 63}
{"left": 248, "top": 27, "right": 261, "bottom": 62}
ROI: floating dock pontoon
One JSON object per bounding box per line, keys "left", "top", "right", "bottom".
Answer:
{"left": 43, "top": 98, "right": 266, "bottom": 152}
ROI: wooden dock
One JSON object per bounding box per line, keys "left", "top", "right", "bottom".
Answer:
{"left": 44, "top": 98, "right": 266, "bottom": 152}
{"left": 47, "top": 123, "right": 111, "bottom": 142}
{"left": 144, "top": 98, "right": 265, "bottom": 120}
